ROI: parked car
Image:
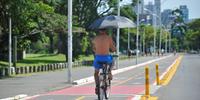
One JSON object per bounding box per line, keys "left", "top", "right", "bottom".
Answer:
{"left": 188, "top": 50, "right": 198, "bottom": 54}
{"left": 131, "top": 49, "right": 140, "bottom": 55}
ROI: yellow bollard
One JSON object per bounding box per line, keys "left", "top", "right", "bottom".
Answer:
{"left": 156, "top": 64, "right": 160, "bottom": 85}
{"left": 141, "top": 66, "right": 158, "bottom": 100}
{"left": 145, "top": 66, "right": 150, "bottom": 97}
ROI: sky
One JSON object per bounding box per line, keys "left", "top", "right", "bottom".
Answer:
{"left": 122, "top": 0, "right": 200, "bottom": 19}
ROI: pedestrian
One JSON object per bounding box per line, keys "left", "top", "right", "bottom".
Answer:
{"left": 173, "top": 49, "right": 176, "bottom": 56}
{"left": 161, "top": 49, "right": 164, "bottom": 56}
{"left": 127, "top": 49, "right": 131, "bottom": 59}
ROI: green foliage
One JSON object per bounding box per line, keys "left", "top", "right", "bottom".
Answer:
{"left": 72, "top": 0, "right": 118, "bottom": 28}
{"left": 81, "top": 36, "right": 90, "bottom": 52}
{"left": 171, "top": 8, "right": 187, "bottom": 51}
{"left": 171, "top": 38, "right": 178, "bottom": 50}
{"left": 0, "top": 0, "right": 139, "bottom": 61}
{"left": 73, "top": 32, "right": 90, "bottom": 60}
{"left": 184, "top": 19, "right": 200, "bottom": 50}
{"left": 120, "top": 5, "right": 136, "bottom": 21}
{"left": 188, "top": 19, "right": 200, "bottom": 31}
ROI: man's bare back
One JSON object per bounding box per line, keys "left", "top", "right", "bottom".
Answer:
{"left": 92, "top": 29, "right": 116, "bottom": 94}
{"left": 92, "top": 31, "right": 116, "bottom": 55}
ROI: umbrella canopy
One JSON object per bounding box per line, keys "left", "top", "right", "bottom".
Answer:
{"left": 89, "top": 15, "right": 136, "bottom": 30}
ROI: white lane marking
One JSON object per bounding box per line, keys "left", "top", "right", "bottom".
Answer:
{"left": 22, "top": 95, "right": 40, "bottom": 100}
{"left": 74, "top": 55, "right": 172, "bottom": 86}
{"left": 135, "top": 77, "right": 144, "bottom": 80}
{"left": 130, "top": 82, "right": 142, "bottom": 85}
{"left": 0, "top": 94, "right": 28, "bottom": 100}
{"left": 131, "top": 95, "right": 142, "bottom": 100}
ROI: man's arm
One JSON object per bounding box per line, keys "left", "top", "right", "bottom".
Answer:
{"left": 109, "top": 37, "right": 116, "bottom": 52}
{"left": 92, "top": 39, "right": 96, "bottom": 52}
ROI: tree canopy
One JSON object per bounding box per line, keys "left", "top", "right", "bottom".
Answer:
{"left": 0, "top": 0, "right": 139, "bottom": 61}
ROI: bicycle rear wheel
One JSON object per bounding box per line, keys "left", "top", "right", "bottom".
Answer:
{"left": 98, "top": 75, "right": 104, "bottom": 100}
{"left": 98, "top": 85, "right": 104, "bottom": 100}
{"left": 104, "top": 80, "right": 111, "bottom": 99}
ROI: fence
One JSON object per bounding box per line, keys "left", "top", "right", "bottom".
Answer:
{"left": 0, "top": 60, "right": 94, "bottom": 78}
{"left": 0, "top": 55, "right": 132, "bottom": 78}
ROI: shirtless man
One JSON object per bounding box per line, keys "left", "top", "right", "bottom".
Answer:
{"left": 92, "top": 29, "right": 116, "bottom": 94}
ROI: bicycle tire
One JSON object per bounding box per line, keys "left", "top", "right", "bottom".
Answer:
{"left": 98, "top": 75, "right": 104, "bottom": 100}
{"left": 104, "top": 79, "right": 111, "bottom": 99}
{"left": 97, "top": 62, "right": 112, "bottom": 100}
{"left": 98, "top": 86, "right": 104, "bottom": 100}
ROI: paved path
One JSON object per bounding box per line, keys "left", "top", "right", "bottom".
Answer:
{"left": 22, "top": 54, "right": 200, "bottom": 100}
{"left": 24, "top": 54, "right": 178, "bottom": 100}
{"left": 155, "top": 54, "right": 200, "bottom": 100}
{"left": 0, "top": 55, "right": 162, "bottom": 99}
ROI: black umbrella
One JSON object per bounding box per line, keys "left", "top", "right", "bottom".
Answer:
{"left": 89, "top": 15, "right": 136, "bottom": 30}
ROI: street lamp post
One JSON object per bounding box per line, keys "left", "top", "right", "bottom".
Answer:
{"left": 159, "top": 25, "right": 162, "bottom": 55}
{"left": 144, "top": 8, "right": 160, "bottom": 56}
{"left": 128, "top": 28, "right": 130, "bottom": 50}
{"left": 116, "top": 0, "right": 120, "bottom": 69}
{"left": 144, "top": 8, "right": 162, "bottom": 54}
{"left": 9, "top": 17, "right": 12, "bottom": 76}
{"left": 143, "top": 28, "right": 145, "bottom": 55}
{"left": 136, "top": 0, "right": 140, "bottom": 64}
{"left": 67, "top": 0, "right": 72, "bottom": 83}
{"left": 165, "top": 29, "right": 168, "bottom": 53}
{"left": 159, "top": 11, "right": 162, "bottom": 56}
{"left": 169, "top": 30, "right": 171, "bottom": 52}
{"left": 153, "top": 14, "right": 157, "bottom": 55}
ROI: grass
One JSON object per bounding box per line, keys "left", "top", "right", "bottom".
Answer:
{"left": 0, "top": 54, "right": 94, "bottom": 67}
{"left": 78, "top": 55, "right": 94, "bottom": 61}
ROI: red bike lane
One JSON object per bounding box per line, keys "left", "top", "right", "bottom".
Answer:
{"left": 26, "top": 55, "right": 178, "bottom": 100}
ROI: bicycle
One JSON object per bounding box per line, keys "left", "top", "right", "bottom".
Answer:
{"left": 96, "top": 55, "right": 118, "bottom": 100}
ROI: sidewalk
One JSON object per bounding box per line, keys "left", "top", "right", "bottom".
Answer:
{"left": 154, "top": 54, "right": 200, "bottom": 100}
{"left": 0, "top": 55, "right": 167, "bottom": 99}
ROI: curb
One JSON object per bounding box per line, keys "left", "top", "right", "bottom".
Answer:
{"left": 0, "top": 94, "right": 27, "bottom": 100}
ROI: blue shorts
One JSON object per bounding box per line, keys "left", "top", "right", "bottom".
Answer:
{"left": 93, "top": 55, "right": 113, "bottom": 70}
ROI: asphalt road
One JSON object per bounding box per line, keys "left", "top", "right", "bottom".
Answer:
{"left": 155, "top": 54, "right": 200, "bottom": 100}
{"left": 0, "top": 55, "right": 162, "bottom": 99}
{"left": 28, "top": 54, "right": 178, "bottom": 100}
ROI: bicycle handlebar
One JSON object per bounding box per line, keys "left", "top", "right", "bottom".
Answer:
{"left": 111, "top": 54, "right": 119, "bottom": 58}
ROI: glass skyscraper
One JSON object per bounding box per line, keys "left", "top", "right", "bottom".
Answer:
{"left": 180, "top": 5, "right": 189, "bottom": 23}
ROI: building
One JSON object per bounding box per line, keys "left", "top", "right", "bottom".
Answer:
{"left": 134, "top": 0, "right": 144, "bottom": 15}
{"left": 154, "top": 0, "right": 161, "bottom": 26}
{"left": 137, "top": 0, "right": 163, "bottom": 26}
{"left": 145, "top": 2, "right": 154, "bottom": 13}
{"left": 161, "top": 9, "right": 173, "bottom": 26}
{"left": 142, "top": 1, "right": 161, "bottom": 26}
{"left": 144, "top": 2, "right": 154, "bottom": 25}
{"left": 179, "top": 5, "right": 189, "bottom": 23}
{"left": 134, "top": 0, "right": 150, "bottom": 25}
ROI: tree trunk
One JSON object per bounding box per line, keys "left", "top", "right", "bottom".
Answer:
{"left": 49, "top": 32, "right": 54, "bottom": 53}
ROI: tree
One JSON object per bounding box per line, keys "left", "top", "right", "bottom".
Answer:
{"left": 184, "top": 19, "right": 200, "bottom": 50}
{"left": 115, "top": 5, "right": 136, "bottom": 21}
{"left": 170, "top": 8, "right": 187, "bottom": 51}
{"left": 73, "top": 0, "right": 119, "bottom": 29}
{"left": 0, "top": 0, "right": 139, "bottom": 62}
{"left": 0, "top": 0, "right": 68, "bottom": 60}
